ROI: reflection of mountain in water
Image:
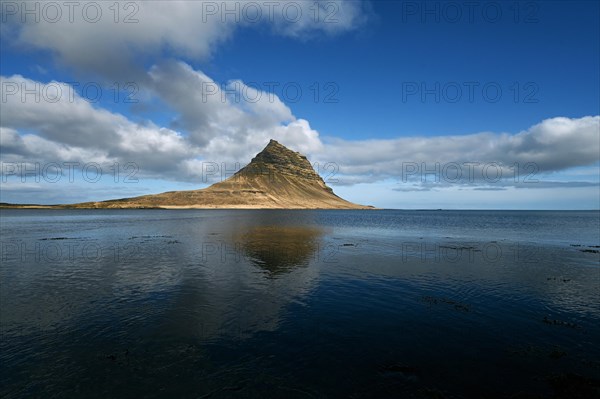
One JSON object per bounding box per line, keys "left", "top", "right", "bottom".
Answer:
{"left": 158, "top": 220, "right": 328, "bottom": 341}
{"left": 239, "top": 226, "right": 324, "bottom": 276}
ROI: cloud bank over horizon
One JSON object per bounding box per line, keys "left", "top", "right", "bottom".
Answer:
{"left": 1, "top": 72, "right": 598, "bottom": 194}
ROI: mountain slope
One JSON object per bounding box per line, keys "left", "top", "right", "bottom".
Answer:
{"left": 72, "top": 140, "right": 371, "bottom": 209}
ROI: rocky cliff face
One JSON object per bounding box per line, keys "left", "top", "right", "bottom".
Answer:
{"left": 241, "top": 140, "right": 319, "bottom": 179}
{"left": 63, "top": 140, "right": 371, "bottom": 209}
{"left": 237, "top": 139, "right": 334, "bottom": 193}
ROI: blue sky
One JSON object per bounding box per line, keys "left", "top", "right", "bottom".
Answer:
{"left": 211, "top": 1, "right": 600, "bottom": 137}
{"left": 1, "top": 1, "right": 599, "bottom": 209}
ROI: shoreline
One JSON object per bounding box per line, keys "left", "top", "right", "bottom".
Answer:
{"left": 0, "top": 204, "right": 378, "bottom": 210}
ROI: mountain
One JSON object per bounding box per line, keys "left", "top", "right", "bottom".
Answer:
{"left": 63, "top": 140, "right": 371, "bottom": 209}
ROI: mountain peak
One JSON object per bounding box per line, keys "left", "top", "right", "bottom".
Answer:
{"left": 239, "top": 139, "right": 319, "bottom": 182}
{"left": 261, "top": 139, "right": 297, "bottom": 157}
{"left": 261, "top": 139, "right": 289, "bottom": 153}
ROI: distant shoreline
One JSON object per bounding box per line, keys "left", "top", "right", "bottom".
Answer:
{"left": 0, "top": 203, "right": 378, "bottom": 210}
{"left": 1, "top": 204, "right": 597, "bottom": 211}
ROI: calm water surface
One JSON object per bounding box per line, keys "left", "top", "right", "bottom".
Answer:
{"left": 1, "top": 210, "right": 599, "bottom": 398}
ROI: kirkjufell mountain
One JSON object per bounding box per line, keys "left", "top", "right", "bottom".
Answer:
{"left": 49, "top": 140, "right": 370, "bottom": 209}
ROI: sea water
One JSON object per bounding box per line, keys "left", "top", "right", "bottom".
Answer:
{"left": 1, "top": 209, "right": 599, "bottom": 398}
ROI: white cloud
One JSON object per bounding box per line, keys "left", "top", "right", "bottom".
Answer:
{"left": 0, "top": 68, "right": 324, "bottom": 182}
{"left": 0, "top": 75, "right": 193, "bottom": 176}
{"left": 147, "top": 61, "right": 323, "bottom": 161}
{"left": 4, "top": 0, "right": 368, "bottom": 81}
{"left": 315, "top": 116, "right": 600, "bottom": 186}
